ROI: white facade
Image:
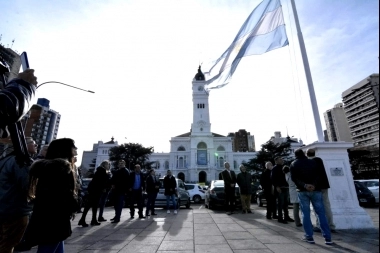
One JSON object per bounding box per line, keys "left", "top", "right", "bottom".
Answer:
{"left": 149, "top": 72, "right": 256, "bottom": 183}
{"left": 80, "top": 138, "right": 118, "bottom": 174}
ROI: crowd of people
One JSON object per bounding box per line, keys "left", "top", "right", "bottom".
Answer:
{"left": 0, "top": 70, "right": 336, "bottom": 251}
{"left": 259, "top": 148, "right": 335, "bottom": 245}
{"left": 0, "top": 70, "right": 175, "bottom": 253}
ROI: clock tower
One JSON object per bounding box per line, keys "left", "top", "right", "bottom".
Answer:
{"left": 191, "top": 66, "right": 211, "bottom": 135}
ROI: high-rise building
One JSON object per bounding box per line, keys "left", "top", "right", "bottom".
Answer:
{"left": 323, "top": 103, "right": 352, "bottom": 142}
{"left": 342, "top": 74, "right": 379, "bottom": 148}
{"left": 228, "top": 129, "right": 256, "bottom": 152}
{"left": 24, "top": 98, "right": 61, "bottom": 151}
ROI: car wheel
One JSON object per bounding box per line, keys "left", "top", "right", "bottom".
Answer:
{"left": 193, "top": 195, "right": 201, "bottom": 203}
{"left": 186, "top": 198, "right": 191, "bottom": 209}
{"left": 257, "top": 197, "right": 263, "bottom": 207}
{"left": 209, "top": 201, "right": 214, "bottom": 210}
{"left": 177, "top": 199, "right": 180, "bottom": 209}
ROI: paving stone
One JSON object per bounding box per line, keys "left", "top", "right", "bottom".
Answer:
{"left": 158, "top": 240, "right": 194, "bottom": 251}
{"left": 194, "top": 235, "right": 227, "bottom": 244}
{"left": 195, "top": 244, "right": 233, "bottom": 253}
{"left": 227, "top": 239, "right": 267, "bottom": 250}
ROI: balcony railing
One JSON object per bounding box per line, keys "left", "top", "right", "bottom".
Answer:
{"left": 347, "top": 108, "right": 379, "bottom": 123}
{"left": 345, "top": 96, "right": 375, "bottom": 113}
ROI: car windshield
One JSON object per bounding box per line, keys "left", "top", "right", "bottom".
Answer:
{"left": 355, "top": 181, "right": 368, "bottom": 190}
{"left": 365, "top": 181, "right": 379, "bottom": 187}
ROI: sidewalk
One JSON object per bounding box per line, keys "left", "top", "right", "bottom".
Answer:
{"left": 17, "top": 205, "right": 379, "bottom": 253}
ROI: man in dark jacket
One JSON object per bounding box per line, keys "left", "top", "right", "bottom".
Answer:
{"left": 110, "top": 160, "right": 130, "bottom": 223}
{"left": 221, "top": 162, "right": 237, "bottom": 215}
{"left": 163, "top": 170, "right": 177, "bottom": 214}
{"left": 307, "top": 148, "right": 336, "bottom": 233}
{"left": 129, "top": 164, "right": 146, "bottom": 219}
{"left": 271, "top": 157, "right": 293, "bottom": 224}
{"left": 290, "top": 149, "right": 332, "bottom": 245}
{"left": 260, "top": 161, "right": 277, "bottom": 219}
{"left": 145, "top": 169, "right": 160, "bottom": 216}
{"left": 236, "top": 164, "right": 253, "bottom": 214}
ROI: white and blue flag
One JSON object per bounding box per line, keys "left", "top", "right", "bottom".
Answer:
{"left": 204, "top": 0, "right": 289, "bottom": 90}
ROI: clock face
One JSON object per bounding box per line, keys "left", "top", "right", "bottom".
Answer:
{"left": 198, "top": 86, "right": 203, "bottom": 91}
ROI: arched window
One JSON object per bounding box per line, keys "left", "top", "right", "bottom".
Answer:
{"left": 217, "top": 145, "right": 225, "bottom": 151}
{"left": 164, "top": 161, "right": 169, "bottom": 169}
{"left": 197, "top": 142, "right": 207, "bottom": 149}
{"left": 177, "top": 146, "right": 185, "bottom": 151}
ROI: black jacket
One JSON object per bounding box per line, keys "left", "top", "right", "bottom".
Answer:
{"left": 110, "top": 168, "right": 130, "bottom": 194}
{"left": 221, "top": 169, "right": 237, "bottom": 193}
{"left": 88, "top": 166, "right": 109, "bottom": 195}
{"left": 290, "top": 156, "right": 321, "bottom": 192}
{"left": 310, "top": 157, "right": 330, "bottom": 189}
{"left": 146, "top": 175, "right": 160, "bottom": 193}
{"left": 0, "top": 78, "right": 35, "bottom": 138}
{"left": 163, "top": 176, "right": 177, "bottom": 196}
{"left": 26, "top": 159, "right": 78, "bottom": 245}
{"left": 271, "top": 164, "right": 288, "bottom": 188}
{"left": 236, "top": 171, "right": 252, "bottom": 194}
{"left": 260, "top": 169, "right": 272, "bottom": 192}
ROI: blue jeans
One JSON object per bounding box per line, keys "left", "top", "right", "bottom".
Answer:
{"left": 98, "top": 191, "right": 109, "bottom": 218}
{"left": 166, "top": 194, "right": 177, "bottom": 210}
{"left": 114, "top": 193, "right": 125, "bottom": 220}
{"left": 298, "top": 191, "right": 331, "bottom": 240}
{"left": 37, "top": 241, "right": 64, "bottom": 253}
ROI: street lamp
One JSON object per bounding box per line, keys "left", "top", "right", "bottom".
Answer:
{"left": 37, "top": 81, "right": 95, "bottom": 93}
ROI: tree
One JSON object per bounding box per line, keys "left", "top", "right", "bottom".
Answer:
{"left": 109, "top": 142, "right": 154, "bottom": 170}
{"left": 348, "top": 147, "right": 379, "bottom": 179}
{"left": 243, "top": 139, "right": 293, "bottom": 174}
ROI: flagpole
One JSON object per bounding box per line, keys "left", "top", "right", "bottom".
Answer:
{"left": 289, "top": 0, "right": 324, "bottom": 142}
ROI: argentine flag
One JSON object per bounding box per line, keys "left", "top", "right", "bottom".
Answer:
{"left": 204, "top": 0, "right": 289, "bottom": 90}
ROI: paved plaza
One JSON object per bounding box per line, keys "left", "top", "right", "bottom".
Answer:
{"left": 17, "top": 204, "right": 379, "bottom": 253}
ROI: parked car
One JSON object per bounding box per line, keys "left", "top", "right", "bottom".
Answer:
{"left": 354, "top": 181, "right": 376, "bottom": 207}
{"left": 154, "top": 177, "right": 191, "bottom": 209}
{"left": 204, "top": 180, "right": 241, "bottom": 209}
{"left": 184, "top": 183, "right": 205, "bottom": 203}
{"left": 355, "top": 179, "right": 379, "bottom": 203}
{"left": 254, "top": 186, "right": 266, "bottom": 207}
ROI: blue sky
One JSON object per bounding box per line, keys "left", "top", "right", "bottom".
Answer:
{"left": 1, "top": 0, "right": 378, "bottom": 165}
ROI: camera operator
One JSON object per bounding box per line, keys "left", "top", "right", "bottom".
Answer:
{"left": 0, "top": 69, "right": 37, "bottom": 253}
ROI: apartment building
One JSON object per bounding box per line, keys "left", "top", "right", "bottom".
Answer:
{"left": 323, "top": 103, "right": 352, "bottom": 142}
{"left": 342, "top": 74, "right": 379, "bottom": 148}
{"left": 24, "top": 98, "right": 61, "bottom": 151}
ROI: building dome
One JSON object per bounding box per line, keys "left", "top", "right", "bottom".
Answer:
{"left": 194, "top": 66, "right": 205, "bottom": 81}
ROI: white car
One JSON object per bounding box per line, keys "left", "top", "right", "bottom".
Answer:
{"left": 355, "top": 179, "right": 379, "bottom": 203}
{"left": 184, "top": 183, "right": 206, "bottom": 203}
